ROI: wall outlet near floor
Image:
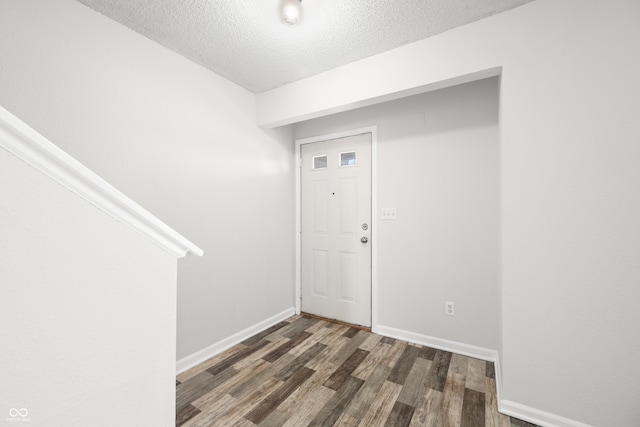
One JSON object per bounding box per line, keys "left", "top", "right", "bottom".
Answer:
{"left": 446, "top": 301, "right": 455, "bottom": 316}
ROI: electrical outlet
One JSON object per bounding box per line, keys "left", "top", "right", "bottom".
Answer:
{"left": 446, "top": 302, "right": 455, "bottom": 316}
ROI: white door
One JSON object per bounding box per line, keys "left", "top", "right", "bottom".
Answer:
{"left": 301, "top": 133, "right": 372, "bottom": 327}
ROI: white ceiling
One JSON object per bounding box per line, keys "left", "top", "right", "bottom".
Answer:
{"left": 75, "top": 0, "right": 535, "bottom": 94}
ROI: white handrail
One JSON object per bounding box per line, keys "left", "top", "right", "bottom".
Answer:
{"left": 0, "top": 106, "right": 203, "bottom": 259}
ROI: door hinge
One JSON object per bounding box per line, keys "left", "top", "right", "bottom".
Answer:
{"left": 297, "top": 157, "right": 302, "bottom": 168}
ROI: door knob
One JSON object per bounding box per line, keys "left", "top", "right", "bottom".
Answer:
{"left": 361, "top": 237, "right": 368, "bottom": 244}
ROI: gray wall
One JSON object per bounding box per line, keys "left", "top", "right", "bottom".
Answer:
{"left": 0, "top": 0, "right": 295, "bottom": 360}
{"left": 295, "top": 77, "right": 501, "bottom": 352}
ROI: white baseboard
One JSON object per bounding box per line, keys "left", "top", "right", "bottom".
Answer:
{"left": 176, "top": 307, "right": 295, "bottom": 374}
{"left": 376, "top": 324, "right": 499, "bottom": 362}
{"left": 500, "top": 400, "right": 594, "bottom": 427}
{"left": 375, "top": 324, "right": 591, "bottom": 427}
{"left": 177, "top": 317, "right": 591, "bottom": 427}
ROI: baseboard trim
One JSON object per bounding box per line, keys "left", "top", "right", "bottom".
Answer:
{"left": 376, "top": 324, "right": 499, "bottom": 362}
{"left": 178, "top": 318, "right": 592, "bottom": 427}
{"left": 500, "top": 400, "right": 593, "bottom": 427}
{"left": 176, "top": 307, "right": 295, "bottom": 374}
{"left": 375, "top": 325, "right": 591, "bottom": 427}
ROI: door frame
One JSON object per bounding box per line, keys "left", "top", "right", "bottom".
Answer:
{"left": 295, "top": 126, "right": 378, "bottom": 332}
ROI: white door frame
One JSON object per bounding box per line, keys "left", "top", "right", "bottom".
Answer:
{"left": 295, "top": 126, "right": 378, "bottom": 333}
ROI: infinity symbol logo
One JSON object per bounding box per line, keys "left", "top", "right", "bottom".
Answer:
{"left": 9, "top": 408, "right": 28, "bottom": 417}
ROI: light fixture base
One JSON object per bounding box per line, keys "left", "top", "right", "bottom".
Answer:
{"left": 280, "top": 0, "right": 303, "bottom": 26}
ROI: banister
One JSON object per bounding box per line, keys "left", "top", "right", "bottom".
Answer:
{"left": 0, "top": 105, "right": 203, "bottom": 259}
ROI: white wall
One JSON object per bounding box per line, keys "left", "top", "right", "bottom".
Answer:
{"left": 0, "top": 0, "right": 295, "bottom": 360}
{"left": 295, "top": 77, "right": 500, "bottom": 352}
{"left": 0, "top": 146, "right": 177, "bottom": 426}
{"left": 262, "top": 1, "right": 640, "bottom": 425}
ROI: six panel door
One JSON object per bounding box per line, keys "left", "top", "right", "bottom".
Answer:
{"left": 300, "top": 133, "right": 372, "bottom": 327}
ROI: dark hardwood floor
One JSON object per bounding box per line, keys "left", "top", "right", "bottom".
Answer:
{"left": 176, "top": 315, "right": 538, "bottom": 427}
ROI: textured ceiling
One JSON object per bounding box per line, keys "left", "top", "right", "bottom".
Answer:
{"left": 76, "top": 0, "right": 535, "bottom": 93}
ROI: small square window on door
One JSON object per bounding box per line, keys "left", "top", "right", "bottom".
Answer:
{"left": 340, "top": 152, "right": 357, "bottom": 167}
{"left": 313, "top": 155, "right": 328, "bottom": 169}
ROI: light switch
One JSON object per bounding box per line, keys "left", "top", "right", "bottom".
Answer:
{"left": 381, "top": 208, "right": 397, "bottom": 220}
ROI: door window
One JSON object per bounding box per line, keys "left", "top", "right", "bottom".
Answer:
{"left": 340, "top": 152, "right": 357, "bottom": 166}
{"left": 313, "top": 155, "right": 328, "bottom": 169}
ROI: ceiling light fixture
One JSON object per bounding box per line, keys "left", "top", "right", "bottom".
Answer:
{"left": 280, "top": 0, "right": 303, "bottom": 26}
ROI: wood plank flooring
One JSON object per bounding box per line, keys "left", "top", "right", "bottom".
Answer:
{"left": 176, "top": 315, "right": 539, "bottom": 427}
